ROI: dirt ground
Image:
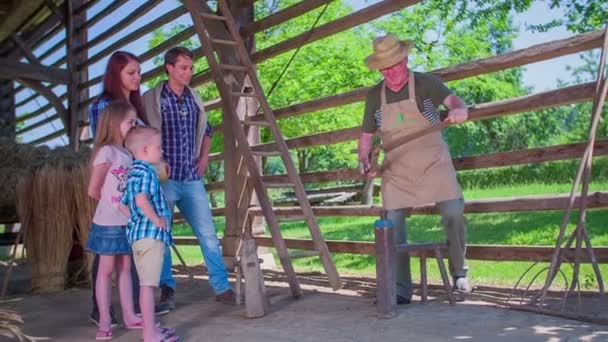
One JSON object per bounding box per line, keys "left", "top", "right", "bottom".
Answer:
{"left": 3, "top": 266, "right": 608, "bottom": 342}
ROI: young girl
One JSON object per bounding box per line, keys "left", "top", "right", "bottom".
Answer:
{"left": 86, "top": 100, "right": 143, "bottom": 340}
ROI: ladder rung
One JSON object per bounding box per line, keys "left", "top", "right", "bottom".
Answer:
{"left": 200, "top": 12, "right": 227, "bottom": 21}
{"left": 232, "top": 91, "right": 258, "bottom": 98}
{"left": 289, "top": 251, "right": 321, "bottom": 259}
{"left": 219, "top": 64, "right": 249, "bottom": 72}
{"left": 241, "top": 119, "right": 271, "bottom": 127}
{"left": 211, "top": 38, "right": 238, "bottom": 46}
{"left": 252, "top": 150, "right": 282, "bottom": 157}
{"left": 265, "top": 182, "right": 294, "bottom": 189}
{"left": 276, "top": 216, "right": 307, "bottom": 223}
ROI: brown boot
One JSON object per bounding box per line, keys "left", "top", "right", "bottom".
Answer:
{"left": 215, "top": 289, "right": 235, "bottom": 305}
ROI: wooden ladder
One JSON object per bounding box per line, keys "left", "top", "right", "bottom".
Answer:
{"left": 183, "top": 0, "right": 341, "bottom": 297}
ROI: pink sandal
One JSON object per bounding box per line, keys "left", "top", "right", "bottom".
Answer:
{"left": 95, "top": 329, "right": 113, "bottom": 340}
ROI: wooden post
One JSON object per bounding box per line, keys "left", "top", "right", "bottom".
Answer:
{"left": 374, "top": 217, "right": 396, "bottom": 318}
{"left": 420, "top": 256, "right": 428, "bottom": 303}
{"left": 0, "top": 80, "right": 15, "bottom": 139}
{"left": 241, "top": 237, "right": 268, "bottom": 318}
{"left": 66, "top": 0, "right": 88, "bottom": 149}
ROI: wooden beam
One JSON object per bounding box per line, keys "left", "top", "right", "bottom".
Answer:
{"left": 240, "top": 0, "right": 333, "bottom": 37}
{"left": 199, "top": 191, "right": 608, "bottom": 217}
{"left": 76, "top": 0, "right": 129, "bottom": 33}
{"left": 80, "top": 5, "right": 188, "bottom": 69}
{"left": 173, "top": 237, "right": 608, "bottom": 263}
{"left": 16, "top": 113, "right": 60, "bottom": 135}
{"left": 0, "top": 59, "right": 69, "bottom": 83}
{"left": 250, "top": 0, "right": 420, "bottom": 62}
{"left": 454, "top": 139, "right": 608, "bottom": 170}
{"left": 0, "top": 80, "right": 16, "bottom": 139}
{"left": 73, "top": 0, "right": 102, "bottom": 16}
{"left": 436, "top": 29, "right": 605, "bottom": 82}
{"left": 17, "top": 79, "right": 68, "bottom": 130}
{"left": 66, "top": 0, "right": 89, "bottom": 148}
{"left": 76, "top": 0, "right": 163, "bottom": 53}
{"left": 28, "top": 128, "right": 66, "bottom": 145}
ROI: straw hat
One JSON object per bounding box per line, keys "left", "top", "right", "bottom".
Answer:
{"left": 365, "top": 34, "right": 412, "bottom": 70}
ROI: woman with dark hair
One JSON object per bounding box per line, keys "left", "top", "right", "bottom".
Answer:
{"left": 88, "top": 52, "right": 165, "bottom": 328}
{"left": 89, "top": 51, "right": 147, "bottom": 137}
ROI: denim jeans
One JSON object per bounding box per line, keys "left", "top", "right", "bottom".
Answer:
{"left": 387, "top": 198, "right": 468, "bottom": 300}
{"left": 160, "top": 180, "right": 231, "bottom": 294}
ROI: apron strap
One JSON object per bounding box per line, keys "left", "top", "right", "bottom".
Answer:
{"left": 380, "top": 81, "right": 387, "bottom": 106}
{"left": 407, "top": 71, "right": 415, "bottom": 101}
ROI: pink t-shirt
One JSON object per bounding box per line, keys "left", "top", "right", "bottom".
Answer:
{"left": 92, "top": 145, "right": 133, "bottom": 226}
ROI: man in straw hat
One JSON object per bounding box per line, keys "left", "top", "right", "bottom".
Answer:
{"left": 358, "top": 33, "right": 472, "bottom": 304}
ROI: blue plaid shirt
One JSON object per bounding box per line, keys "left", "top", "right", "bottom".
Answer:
{"left": 121, "top": 160, "right": 173, "bottom": 246}
{"left": 88, "top": 94, "right": 111, "bottom": 138}
{"left": 160, "top": 82, "right": 212, "bottom": 181}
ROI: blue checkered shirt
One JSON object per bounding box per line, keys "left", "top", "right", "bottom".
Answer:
{"left": 88, "top": 94, "right": 111, "bottom": 138}
{"left": 121, "top": 160, "right": 173, "bottom": 246}
{"left": 160, "top": 82, "right": 212, "bottom": 181}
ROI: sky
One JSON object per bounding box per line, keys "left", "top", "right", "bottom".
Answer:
{"left": 14, "top": 0, "right": 595, "bottom": 147}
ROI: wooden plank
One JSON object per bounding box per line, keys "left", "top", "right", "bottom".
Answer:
{"left": 250, "top": 0, "right": 420, "bottom": 63}
{"left": 76, "top": 0, "right": 163, "bottom": 53}
{"left": 76, "top": 0, "right": 129, "bottom": 33}
{"left": 436, "top": 29, "right": 605, "bottom": 82}
{"left": 37, "top": 38, "right": 66, "bottom": 63}
{"left": 453, "top": 139, "right": 608, "bottom": 170}
{"left": 16, "top": 113, "right": 60, "bottom": 135}
{"left": 80, "top": 5, "right": 188, "bottom": 69}
{"left": 173, "top": 237, "right": 608, "bottom": 263}
{"left": 0, "top": 59, "right": 69, "bottom": 83}
{"left": 375, "top": 219, "right": 397, "bottom": 318}
{"left": 28, "top": 128, "right": 66, "bottom": 145}
{"left": 240, "top": 0, "right": 333, "bottom": 37}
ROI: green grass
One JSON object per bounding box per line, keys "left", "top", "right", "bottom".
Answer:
{"left": 171, "top": 182, "right": 608, "bottom": 288}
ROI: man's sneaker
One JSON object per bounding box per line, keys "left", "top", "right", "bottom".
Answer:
{"left": 157, "top": 285, "right": 175, "bottom": 315}
{"left": 396, "top": 295, "right": 411, "bottom": 305}
{"left": 89, "top": 310, "right": 120, "bottom": 328}
{"left": 215, "top": 289, "right": 236, "bottom": 305}
{"left": 454, "top": 277, "right": 473, "bottom": 293}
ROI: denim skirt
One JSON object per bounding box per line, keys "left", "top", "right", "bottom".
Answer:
{"left": 86, "top": 223, "right": 132, "bottom": 255}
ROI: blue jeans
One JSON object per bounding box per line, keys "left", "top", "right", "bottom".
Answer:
{"left": 160, "top": 180, "right": 231, "bottom": 294}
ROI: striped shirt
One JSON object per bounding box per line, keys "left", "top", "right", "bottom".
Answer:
{"left": 362, "top": 71, "right": 452, "bottom": 133}
{"left": 121, "top": 160, "right": 173, "bottom": 246}
{"left": 160, "top": 82, "right": 213, "bottom": 181}
{"left": 88, "top": 94, "right": 111, "bottom": 138}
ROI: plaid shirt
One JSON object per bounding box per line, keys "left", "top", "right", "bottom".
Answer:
{"left": 121, "top": 160, "right": 173, "bottom": 246}
{"left": 88, "top": 94, "right": 111, "bottom": 138}
{"left": 160, "top": 82, "right": 212, "bottom": 182}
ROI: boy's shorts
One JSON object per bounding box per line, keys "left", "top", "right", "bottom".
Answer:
{"left": 132, "top": 238, "right": 165, "bottom": 287}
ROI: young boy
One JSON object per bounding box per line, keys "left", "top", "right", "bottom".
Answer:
{"left": 120, "top": 126, "right": 179, "bottom": 342}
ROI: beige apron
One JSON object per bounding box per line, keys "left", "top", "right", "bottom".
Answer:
{"left": 379, "top": 72, "right": 462, "bottom": 210}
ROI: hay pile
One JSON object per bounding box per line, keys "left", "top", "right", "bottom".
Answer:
{"left": 1, "top": 138, "right": 95, "bottom": 293}
{"left": 0, "top": 138, "right": 90, "bottom": 223}
{"left": 0, "top": 306, "right": 48, "bottom": 341}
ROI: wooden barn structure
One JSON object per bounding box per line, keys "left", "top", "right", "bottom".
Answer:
{"left": 1, "top": 0, "right": 607, "bottom": 318}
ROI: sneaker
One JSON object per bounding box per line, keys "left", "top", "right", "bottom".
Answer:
{"left": 215, "top": 289, "right": 236, "bottom": 305}
{"left": 396, "top": 295, "right": 411, "bottom": 305}
{"left": 89, "top": 310, "right": 120, "bottom": 328}
{"left": 157, "top": 285, "right": 175, "bottom": 314}
{"left": 454, "top": 277, "right": 473, "bottom": 293}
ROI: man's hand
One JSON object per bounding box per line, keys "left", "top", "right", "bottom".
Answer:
{"left": 152, "top": 215, "right": 167, "bottom": 230}
{"left": 195, "top": 157, "right": 208, "bottom": 177}
{"left": 445, "top": 107, "right": 468, "bottom": 124}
